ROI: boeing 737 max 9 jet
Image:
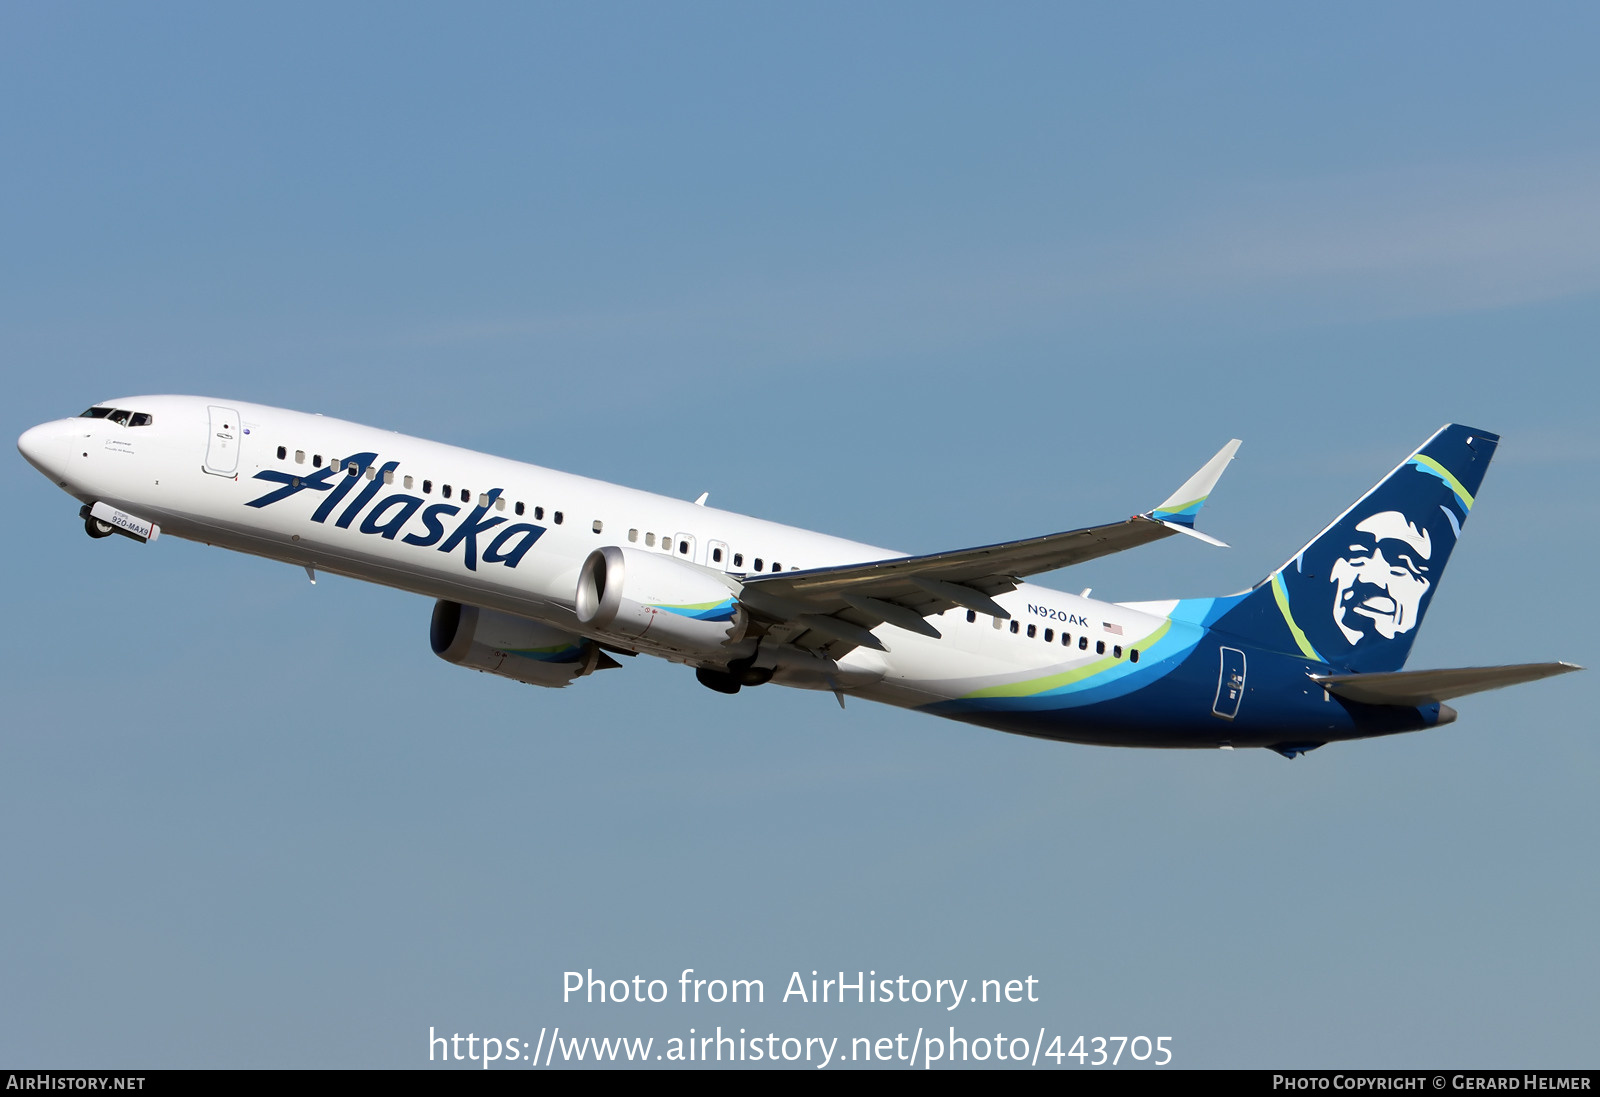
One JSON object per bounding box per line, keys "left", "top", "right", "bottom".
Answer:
{"left": 17, "top": 397, "right": 1579, "bottom": 757}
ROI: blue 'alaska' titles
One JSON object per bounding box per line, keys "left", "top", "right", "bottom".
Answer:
{"left": 245, "top": 452, "right": 545, "bottom": 572}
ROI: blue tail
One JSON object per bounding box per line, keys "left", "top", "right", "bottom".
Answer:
{"left": 1190, "top": 425, "right": 1499, "bottom": 672}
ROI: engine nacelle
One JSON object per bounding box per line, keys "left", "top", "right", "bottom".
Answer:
{"left": 430, "top": 600, "right": 614, "bottom": 688}
{"left": 575, "top": 546, "right": 748, "bottom": 656}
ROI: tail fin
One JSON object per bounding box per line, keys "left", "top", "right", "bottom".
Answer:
{"left": 1205, "top": 424, "right": 1499, "bottom": 672}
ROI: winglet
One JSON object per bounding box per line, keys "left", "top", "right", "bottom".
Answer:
{"left": 1147, "top": 439, "right": 1241, "bottom": 529}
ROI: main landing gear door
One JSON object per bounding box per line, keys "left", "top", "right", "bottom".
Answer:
{"left": 1212, "top": 646, "right": 1246, "bottom": 720}
{"left": 204, "top": 405, "right": 241, "bottom": 477}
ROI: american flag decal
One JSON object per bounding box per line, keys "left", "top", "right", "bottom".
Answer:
{"left": 1103, "top": 622, "right": 1124, "bottom": 635}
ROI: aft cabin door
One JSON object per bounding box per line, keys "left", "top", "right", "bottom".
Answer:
{"left": 204, "top": 405, "right": 242, "bottom": 477}
{"left": 1212, "top": 647, "right": 1246, "bottom": 720}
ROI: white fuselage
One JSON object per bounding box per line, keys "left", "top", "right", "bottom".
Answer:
{"left": 19, "top": 395, "right": 1176, "bottom": 719}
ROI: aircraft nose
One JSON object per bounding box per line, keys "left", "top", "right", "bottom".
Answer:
{"left": 17, "top": 420, "right": 72, "bottom": 479}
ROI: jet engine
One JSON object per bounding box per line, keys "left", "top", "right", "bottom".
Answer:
{"left": 430, "top": 600, "right": 618, "bottom": 688}
{"left": 575, "top": 546, "right": 748, "bottom": 656}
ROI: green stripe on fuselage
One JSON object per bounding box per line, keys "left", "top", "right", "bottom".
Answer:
{"left": 960, "top": 619, "right": 1171, "bottom": 700}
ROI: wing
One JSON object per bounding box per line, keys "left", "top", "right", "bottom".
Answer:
{"left": 738, "top": 439, "right": 1242, "bottom": 655}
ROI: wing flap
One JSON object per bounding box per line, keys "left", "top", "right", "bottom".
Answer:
{"left": 1313, "top": 662, "right": 1582, "bottom": 706}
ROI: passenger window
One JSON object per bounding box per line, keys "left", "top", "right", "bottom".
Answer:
{"left": 645, "top": 533, "right": 656, "bottom": 547}
{"left": 443, "top": 484, "right": 451, "bottom": 497}
{"left": 966, "top": 610, "right": 976, "bottom": 624}
{"left": 295, "top": 450, "right": 305, "bottom": 464}
{"left": 733, "top": 554, "right": 743, "bottom": 567}
{"left": 365, "top": 467, "right": 376, "bottom": 480}
{"left": 1061, "top": 633, "right": 1070, "bottom": 646}
{"left": 712, "top": 547, "right": 722, "bottom": 562}
{"left": 1130, "top": 649, "right": 1140, "bottom": 663}
{"left": 554, "top": 511, "right": 563, "bottom": 525}
{"left": 1114, "top": 645, "right": 1122, "bottom": 659}
{"left": 461, "top": 487, "right": 471, "bottom": 501}
{"left": 679, "top": 540, "right": 689, "bottom": 555}
{"left": 516, "top": 502, "right": 525, "bottom": 516}
{"left": 403, "top": 475, "right": 414, "bottom": 489}
{"left": 1009, "top": 621, "right": 1020, "bottom": 634}
{"left": 993, "top": 617, "right": 1003, "bottom": 629}
{"left": 277, "top": 446, "right": 287, "bottom": 460}
{"left": 422, "top": 480, "right": 432, "bottom": 494}
{"left": 1096, "top": 640, "right": 1106, "bottom": 655}
{"left": 628, "top": 529, "right": 638, "bottom": 542}
{"left": 384, "top": 469, "right": 394, "bottom": 485}
{"left": 332, "top": 459, "right": 341, "bottom": 472}
{"left": 771, "top": 561, "right": 780, "bottom": 572}
{"left": 534, "top": 506, "right": 544, "bottom": 520}
{"left": 594, "top": 520, "right": 604, "bottom": 534}
{"left": 1079, "top": 636, "right": 1088, "bottom": 650}
{"left": 349, "top": 465, "right": 360, "bottom": 477}
{"left": 313, "top": 455, "right": 323, "bottom": 467}
{"left": 1026, "top": 624, "right": 1036, "bottom": 638}
{"left": 753, "top": 558, "right": 763, "bottom": 571}
{"left": 1045, "top": 628, "right": 1053, "bottom": 642}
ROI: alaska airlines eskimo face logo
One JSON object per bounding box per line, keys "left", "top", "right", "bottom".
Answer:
{"left": 1275, "top": 460, "right": 1467, "bottom": 664}
{"left": 1328, "top": 511, "right": 1432, "bottom": 643}
{"left": 245, "top": 451, "right": 545, "bottom": 572}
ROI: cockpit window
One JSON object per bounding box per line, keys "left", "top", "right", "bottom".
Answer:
{"left": 79, "top": 406, "right": 153, "bottom": 426}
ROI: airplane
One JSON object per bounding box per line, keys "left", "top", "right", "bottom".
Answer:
{"left": 17, "top": 396, "right": 1579, "bottom": 757}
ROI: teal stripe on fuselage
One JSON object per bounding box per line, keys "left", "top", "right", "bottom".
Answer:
{"left": 923, "top": 617, "right": 1205, "bottom": 716}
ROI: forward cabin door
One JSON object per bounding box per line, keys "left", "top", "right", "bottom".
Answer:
{"left": 204, "top": 405, "right": 242, "bottom": 477}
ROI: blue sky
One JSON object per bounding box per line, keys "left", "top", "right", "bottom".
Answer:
{"left": 3, "top": 3, "right": 1596, "bottom": 1068}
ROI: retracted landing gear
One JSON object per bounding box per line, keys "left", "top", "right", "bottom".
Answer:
{"left": 694, "top": 656, "right": 774, "bottom": 695}
{"left": 1269, "top": 742, "right": 1324, "bottom": 759}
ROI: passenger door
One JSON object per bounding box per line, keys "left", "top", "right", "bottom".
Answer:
{"left": 204, "top": 405, "right": 241, "bottom": 477}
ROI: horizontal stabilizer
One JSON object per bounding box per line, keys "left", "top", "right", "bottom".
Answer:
{"left": 1312, "top": 662, "right": 1581, "bottom": 706}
